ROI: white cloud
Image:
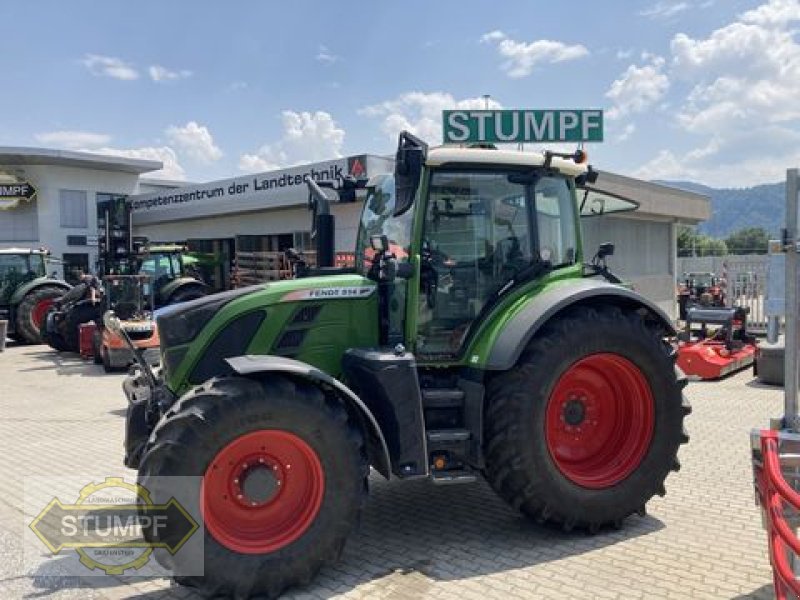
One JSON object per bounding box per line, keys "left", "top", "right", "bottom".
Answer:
{"left": 81, "top": 54, "right": 139, "bottom": 80}
{"left": 87, "top": 146, "right": 185, "bottom": 180}
{"left": 615, "top": 123, "right": 636, "bottom": 142}
{"left": 359, "top": 91, "right": 502, "bottom": 143}
{"left": 316, "top": 45, "right": 339, "bottom": 64}
{"left": 165, "top": 121, "right": 222, "bottom": 164}
{"left": 148, "top": 65, "right": 192, "bottom": 82}
{"left": 605, "top": 55, "right": 669, "bottom": 120}
{"left": 239, "top": 111, "right": 345, "bottom": 173}
{"left": 480, "top": 31, "right": 589, "bottom": 78}
{"left": 640, "top": 1, "right": 690, "bottom": 19}
{"left": 628, "top": 0, "right": 800, "bottom": 185}
{"left": 34, "top": 130, "right": 111, "bottom": 149}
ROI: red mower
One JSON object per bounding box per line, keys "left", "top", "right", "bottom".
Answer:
{"left": 677, "top": 305, "right": 757, "bottom": 380}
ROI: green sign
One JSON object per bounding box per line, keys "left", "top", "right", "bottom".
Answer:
{"left": 442, "top": 109, "right": 603, "bottom": 144}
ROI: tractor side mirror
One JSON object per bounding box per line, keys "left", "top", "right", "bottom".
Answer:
{"left": 393, "top": 131, "right": 428, "bottom": 217}
{"left": 370, "top": 235, "right": 389, "bottom": 253}
{"left": 597, "top": 242, "right": 615, "bottom": 260}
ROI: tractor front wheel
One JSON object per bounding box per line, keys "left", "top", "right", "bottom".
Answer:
{"left": 138, "top": 375, "right": 368, "bottom": 598}
{"left": 16, "top": 286, "right": 65, "bottom": 344}
{"left": 484, "top": 306, "right": 690, "bottom": 531}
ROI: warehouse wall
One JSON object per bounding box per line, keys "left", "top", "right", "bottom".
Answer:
{"left": 582, "top": 214, "right": 677, "bottom": 319}
{"left": 135, "top": 202, "right": 364, "bottom": 252}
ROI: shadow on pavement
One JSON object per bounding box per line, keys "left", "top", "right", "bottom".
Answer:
{"left": 28, "top": 477, "right": 665, "bottom": 599}
{"left": 733, "top": 583, "right": 775, "bottom": 599}
{"left": 17, "top": 349, "right": 112, "bottom": 379}
{"left": 746, "top": 378, "right": 782, "bottom": 390}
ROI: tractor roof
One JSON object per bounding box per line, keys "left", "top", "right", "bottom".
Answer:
{"left": 146, "top": 244, "right": 186, "bottom": 253}
{"left": 426, "top": 146, "right": 588, "bottom": 177}
{"left": 0, "top": 247, "right": 48, "bottom": 255}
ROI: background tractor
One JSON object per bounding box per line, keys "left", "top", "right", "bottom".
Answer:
{"left": 0, "top": 248, "right": 71, "bottom": 344}
{"left": 137, "top": 244, "right": 209, "bottom": 307}
{"left": 119, "top": 132, "right": 690, "bottom": 598}
{"left": 678, "top": 271, "right": 725, "bottom": 319}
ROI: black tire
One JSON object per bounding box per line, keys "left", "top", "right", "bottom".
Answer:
{"left": 167, "top": 285, "right": 207, "bottom": 305}
{"left": 61, "top": 302, "right": 102, "bottom": 353}
{"left": 102, "top": 347, "right": 114, "bottom": 373}
{"left": 16, "top": 286, "right": 66, "bottom": 344}
{"left": 484, "top": 305, "right": 690, "bottom": 531}
{"left": 138, "top": 375, "right": 368, "bottom": 598}
{"left": 92, "top": 331, "right": 103, "bottom": 365}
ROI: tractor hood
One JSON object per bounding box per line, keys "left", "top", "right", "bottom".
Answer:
{"left": 157, "top": 274, "right": 379, "bottom": 394}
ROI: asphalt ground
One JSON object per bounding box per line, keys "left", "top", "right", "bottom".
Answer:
{"left": 0, "top": 341, "right": 784, "bottom": 599}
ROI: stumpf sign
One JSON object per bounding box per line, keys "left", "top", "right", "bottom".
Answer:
{"left": 442, "top": 109, "right": 603, "bottom": 144}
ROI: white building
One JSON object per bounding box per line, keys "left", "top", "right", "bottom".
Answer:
{"left": 0, "top": 147, "right": 161, "bottom": 282}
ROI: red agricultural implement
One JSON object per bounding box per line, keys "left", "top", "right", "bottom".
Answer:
{"left": 752, "top": 168, "right": 800, "bottom": 598}
{"left": 677, "top": 305, "right": 757, "bottom": 380}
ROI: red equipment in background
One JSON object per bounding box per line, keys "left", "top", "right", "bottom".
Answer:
{"left": 79, "top": 322, "right": 97, "bottom": 360}
{"left": 677, "top": 305, "right": 757, "bottom": 380}
{"left": 753, "top": 430, "right": 800, "bottom": 599}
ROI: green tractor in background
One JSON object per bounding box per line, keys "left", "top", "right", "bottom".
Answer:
{"left": 137, "top": 244, "right": 209, "bottom": 307}
{"left": 119, "top": 132, "right": 690, "bottom": 598}
{"left": 0, "top": 248, "right": 71, "bottom": 344}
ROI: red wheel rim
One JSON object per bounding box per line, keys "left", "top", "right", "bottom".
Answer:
{"left": 545, "top": 353, "right": 654, "bottom": 489}
{"left": 201, "top": 430, "right": 324, "bottom": 554}
{"left": 31, "top": 298, "right": 55, "bottom": 329}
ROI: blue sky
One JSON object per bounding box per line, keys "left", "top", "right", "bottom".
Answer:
{"left": 0, "top": 0, "right": 793, "bottom": 186}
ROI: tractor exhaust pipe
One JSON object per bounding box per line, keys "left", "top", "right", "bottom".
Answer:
{"left": 306, "top": 179, "right": 336, "bottom": 268}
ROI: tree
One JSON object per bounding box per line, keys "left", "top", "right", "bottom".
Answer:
{"left": 724, "top": 227, "right": 769, "bottom": 255}
{"left": 677, "top": 226, "right": 728, "bottom": 257}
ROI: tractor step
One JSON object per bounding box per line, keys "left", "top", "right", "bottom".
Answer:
{"left": 421, "top": 388, "right": 465, "bottom": 408}
{"left": 431, "top": 470, "right": 477, "bottom": 485}
{"left": 426, "top": 429, "right": 471, "bottom": 443}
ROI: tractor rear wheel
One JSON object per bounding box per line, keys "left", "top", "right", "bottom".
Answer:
{"left": 16, "top": 286, "right": 65, "bottom": 344}
{"left": 138, "top": 375, "right": 368, "bottom": 598}
{"left": 484, "top": 305, "right": 690, "bottom": 531}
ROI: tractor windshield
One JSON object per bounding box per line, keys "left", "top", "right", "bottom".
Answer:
{"left": 355, "top": 173, "right": 413, "bottom": 275}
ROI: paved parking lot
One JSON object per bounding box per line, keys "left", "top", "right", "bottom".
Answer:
{"left": 0, "top": 342, "right": 784, "bottom": 599}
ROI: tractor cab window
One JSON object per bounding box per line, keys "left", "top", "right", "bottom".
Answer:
{"left": 535, "top": 176, "right": 578, "bottom": 266}
{"left": 355, "top": 173, "right": 413, "bottom": 274}
{"left": 417, "top": 169, "right": 576, "bottom": 357}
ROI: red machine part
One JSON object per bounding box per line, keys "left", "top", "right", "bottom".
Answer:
{"left": 676, "top": 339, "right": 756, "bottom": 380}
{"left": 78, "top": 322, "right": 97, "bottom": 360}
{"left": 755, "top": 430, "right": 800, "bottom": 600}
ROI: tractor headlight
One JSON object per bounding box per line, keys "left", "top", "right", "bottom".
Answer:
{"left": 157, "top": 286, "right": 258, "bottom": 348}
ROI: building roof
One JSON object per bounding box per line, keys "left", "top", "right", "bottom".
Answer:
{"left": 0, "top": 147, "right": 162, "bottom": 174}
{"left": 593, "top": 170, "right": 710, "bottom": 224}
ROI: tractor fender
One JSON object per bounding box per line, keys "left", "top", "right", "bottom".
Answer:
{"left": 485, "top": 278, "right": 676, "bottom": 370}
{"left": 10, "top": 277, "right": 71, "bottom": 306}
{"left": 225, "top": 354, "right": 392, "bottom": 479}
{"left": 161, "top": 278, "right": 208, "bottom": 303}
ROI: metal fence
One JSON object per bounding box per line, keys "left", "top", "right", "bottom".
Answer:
{"left": 677, "top": 255, "right": 770, "bottom": 331}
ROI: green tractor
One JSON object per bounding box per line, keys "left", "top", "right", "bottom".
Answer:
{"left": 119, "top": 132, "right": 690, "bottom": 598}
{"left": 137, "top": 244, "right": 209, "bottom": 307}
{"left": 0, "top": 248, "right": 71, "bottom": 344}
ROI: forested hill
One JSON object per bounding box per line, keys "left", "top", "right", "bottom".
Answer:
{"left": 656, "top": 180, "right": 785, "bottom": 238}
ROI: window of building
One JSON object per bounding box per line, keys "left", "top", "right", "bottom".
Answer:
{"left": 0, "top": 197, "right": 38, "bottom": 241}
{"left": 66, "top": 235, "right": 88, "bottom": 246}
{"left": 60, "top": 190, "right": 88, "bottom": 228}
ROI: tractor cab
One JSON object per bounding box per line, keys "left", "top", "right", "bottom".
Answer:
{"left": 349, "top": 133, "right": 638, "bottom": 359}
{"left": 137, "top": 244, "right": 208, "bottom": 306}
